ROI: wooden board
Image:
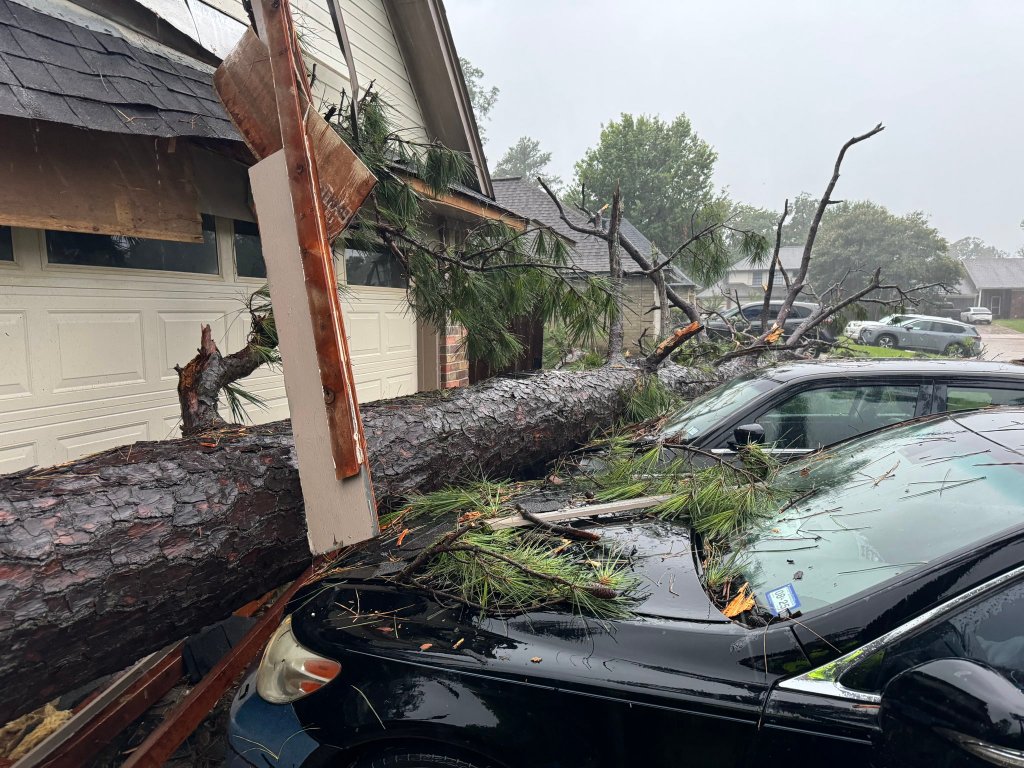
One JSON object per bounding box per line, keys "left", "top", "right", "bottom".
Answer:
{"left": 213, "top": 27, "right": 375, "bottom": 241}
{"left": 0, "top": 115, "right": 201, "bottom": 242}
{"left": 250, "top": 150, "right": 378, "bottom": 551}
{"left": 487, "top": 495, "right": 672, "bottom": 530}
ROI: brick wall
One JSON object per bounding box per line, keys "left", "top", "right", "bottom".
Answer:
{"left": 439, "top": 324, "right": 469, "bottom": 388}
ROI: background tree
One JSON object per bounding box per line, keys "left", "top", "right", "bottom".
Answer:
{"left": 808, "top": 201, "right": 963, "bottom": 306}
{"left": 494, "top": 136, "right": 563, "bottom": 190}
{"left": 948, "top": 236, "right": 1008, "bottom": 260}
{"left": 459, "top": 57, "right": 499, "bottom": 143}
{"left": 573, "top": 113, "right": 724, "bottom": 250}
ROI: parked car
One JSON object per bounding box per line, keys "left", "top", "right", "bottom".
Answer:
{"left": 842, "top": 312, "right": 930, "bottom": 341}
{"left": 656, "top": 359, "right": 1024, "bottom": 459}
{"left": 859, "top": 317, "right": 981, "bottom": 356}
{"left": 227, "top": 408, "right": 1024, "bottom": 768}
{"left": 960, "top": 306, "right": 994, "bottom": 324}
{"left": 705, "top": 301, "right": 835, "bottom": 342}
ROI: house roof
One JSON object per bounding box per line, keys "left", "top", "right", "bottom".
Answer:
{"left": 731, "top": 244, "right": 805, "bottom": 273}
{"left": 0, "top": 0, "right": 237, "bottom": 140}
{"left": 961, "top": 258, "right": 1024, "bottom": 290}
{"left": 491, "top": 177, "right": 695, "bottom": 285}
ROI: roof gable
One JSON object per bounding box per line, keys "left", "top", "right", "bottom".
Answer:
{"left": 492, "top": 177, "right": 694, "bottom": 285}
{"left": 961, "top": 258, "right": 1024, "bottom": 290}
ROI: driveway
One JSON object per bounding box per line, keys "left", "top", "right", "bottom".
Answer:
{"left": 977, "top": 323, "right": 1024, "bottom": 362}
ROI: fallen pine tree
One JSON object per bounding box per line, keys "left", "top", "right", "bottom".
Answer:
{"left": 0, "top": 358, "right": 730, "bottom": 724}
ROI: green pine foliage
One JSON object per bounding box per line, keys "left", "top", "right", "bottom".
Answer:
{"left": 423, "top": 528, "right": 638, "bottom": 619}
{"left": 331, "top": 92, "right": 614, "bottom": 369}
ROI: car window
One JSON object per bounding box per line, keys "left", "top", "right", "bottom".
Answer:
{"left": 935, "top": 322, "right": 964, "bottom": 334}
{"left": 904, "top": 321, "right": 930, "bottom": 331}
{"left": 660, "top": 373, "right": 779, "bottom": 440}
{"left": 946, "top": 386, "right": 1024, "bottom": 412}
{"left": 741, "top": 306, "right": 763, "bottom": 320}
{"left": 790, "top": 305, "right": 812, "bottom": 319}
{"left": 840, "top": 579, "right": 1024, "bottom": 694}
{"left": 756, "top": 385, "right": 919, "bottom": 449}
{"left": 737, "top": 411, "right": 1024, "bottom": 614}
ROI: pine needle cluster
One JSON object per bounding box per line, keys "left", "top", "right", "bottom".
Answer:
{"left": 423, "top": 528, "right": 638, "bottom": 620}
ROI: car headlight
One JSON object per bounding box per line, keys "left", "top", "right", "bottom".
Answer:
{"left": 256, "top": 616, "right": 341, "bottom": 703}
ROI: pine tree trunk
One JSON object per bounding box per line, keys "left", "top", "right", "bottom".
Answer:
{"left": 3, "top": 364, "right": 733, "bottom": 723}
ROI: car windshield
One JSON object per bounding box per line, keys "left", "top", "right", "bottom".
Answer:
{"left": 661, "top": 371, "right": 779, "bottom": 440}
{"left": 736, "top": 410, "right": 1024, "bottom": 614}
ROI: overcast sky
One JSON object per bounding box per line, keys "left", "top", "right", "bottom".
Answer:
{"left": 446, "top": 0, "right": 1023, "bottom": 252}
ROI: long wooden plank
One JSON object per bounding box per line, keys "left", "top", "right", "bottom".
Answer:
{"left": 119, "top": 568, "right": 314, "bottom": 768}
{"left": 259, "top": 0, "right": 367, "bottom": 481}
{"left": 487, "top": 495, "right": 672, "bottom": 530}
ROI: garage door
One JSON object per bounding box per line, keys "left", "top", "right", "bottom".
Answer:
{"left": 0, "top": 224, "right": 418, "bottom": 474}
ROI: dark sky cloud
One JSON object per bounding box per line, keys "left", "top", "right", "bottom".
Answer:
{"left": 447, "top": 0, "right": 1023, "bottom": 251}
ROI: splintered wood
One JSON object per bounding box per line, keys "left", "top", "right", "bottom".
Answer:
{"left": 214, "top": 0, "right": 378, "bottom": 552}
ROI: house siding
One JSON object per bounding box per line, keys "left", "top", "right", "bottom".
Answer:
{"left": 197, "top": 0, "right": 428, "bottom": 141}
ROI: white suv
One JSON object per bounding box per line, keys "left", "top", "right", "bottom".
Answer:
{"left": 960, "top": 307, "right": 993, "bottom": 325}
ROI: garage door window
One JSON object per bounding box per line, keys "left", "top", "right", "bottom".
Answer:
{"left": 46, "top": 215, "right": 218, "bottom": 274}
{"left": 0, "top": 226, "right": 12, "bottom": 261}
{"left": 234, "top": 220, "right": 266, "bottom": 279}
{"left": 344, "top": 246, "right": 407, "bottom": 288}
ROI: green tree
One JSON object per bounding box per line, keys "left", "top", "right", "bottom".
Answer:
{"left": 948, "top": 236, "right": 1008, "bottom": 260}
{"left": 459, "top": 58, "right": 499, "bottom": 142}
{"left": 494, "top": 136, "right": 563, "bottom": 189}
{"left": 808, "top": 201, "right": 963, "bottom": 303}
{"left": 573, "top": 113, "right": 723, "bottom": 250}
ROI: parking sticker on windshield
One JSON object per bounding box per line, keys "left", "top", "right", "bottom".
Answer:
{"left": 765, "top": 583, "right": 801, "bottom": 616}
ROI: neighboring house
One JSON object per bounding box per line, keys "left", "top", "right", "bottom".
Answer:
{"left": 492, "top": 177, "right": 696, "bottom": 350}
{"left": 0, "top": 0, "right": 511, "bottom": 474}
{"left": 699, "top": 245, "right": 805, "bottom": 304}
{"left": 953, "top": 258, "right": 1024, "bottom": 319}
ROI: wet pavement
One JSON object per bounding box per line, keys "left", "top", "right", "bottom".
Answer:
{"left": 978, "top": 323, "right": 1024, "bottom": 362}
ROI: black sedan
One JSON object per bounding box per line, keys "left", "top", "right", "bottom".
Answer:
{"left": 656, "top": 358, "right": 1024, "bottom": 459}
{"left": 227, "top": 408, "right": 1024, "bottom": 768}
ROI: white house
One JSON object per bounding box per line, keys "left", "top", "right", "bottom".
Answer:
{"left": 0, "top": 0, "right": 503, "bottom": 473}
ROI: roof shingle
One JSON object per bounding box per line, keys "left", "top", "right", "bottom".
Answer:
{"left": 0, "top": 0, "right": 237, "bottom": 141}
{"left": 492, "top": 177, "right": 694, "bottom": 285}
{"left": 962, "top": 258, "right": 1024, "bottom": 290}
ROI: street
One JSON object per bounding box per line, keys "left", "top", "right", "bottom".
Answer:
{"left": 978, "top": 323, "right": 1024, "bottom": 362}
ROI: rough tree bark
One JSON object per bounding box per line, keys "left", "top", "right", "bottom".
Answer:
{"left": 0, "top": 362, "right": 727, "bottom": 724}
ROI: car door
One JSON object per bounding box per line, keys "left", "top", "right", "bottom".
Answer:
{"left": 705, "top": 380, "right": 928, "bottom": 460}
{"left": 897, "top": 320, "right": 936, "bottom": 351}
{"left": 756, "top": 567, "right": 1024, "bottom": 767}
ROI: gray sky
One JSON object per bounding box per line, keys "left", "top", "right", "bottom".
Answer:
{"left": 446, "top": 0, "right": 1024, "bottom": 252}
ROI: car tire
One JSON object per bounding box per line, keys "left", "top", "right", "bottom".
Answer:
{"left": 944, "top": 343, "right": 967, "bottom": 358}
{"left": 357, "top": 750, "right": 493, "bottom": 768}
{"left": 875, "top": 334, "right": 897, "bottom": 349}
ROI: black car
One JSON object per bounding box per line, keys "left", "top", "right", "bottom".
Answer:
{"left": 704, "top": 301, "right": 836, "bottom": 342}
{"left": 657, "top": 359, "right": 1024, "bottom": 460}
{"left": 227, "top": 409, "right": 1024, "bottom": 768}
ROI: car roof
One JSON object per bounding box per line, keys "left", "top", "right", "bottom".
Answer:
{"left": 759, "top": 359, "right": 1024, "bottom": 383}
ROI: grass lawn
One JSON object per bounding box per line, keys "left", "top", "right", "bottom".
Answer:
{"left": 996, "top": 319, "right": 1024, "bottom": 333}
{"left": 838, "top": 341, "right": 931, "bottom": 359}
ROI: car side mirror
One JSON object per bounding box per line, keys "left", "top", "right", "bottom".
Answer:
{"left": 729, "top": 423, "right": 765, "bottom": 450}
{"left": 878, "top": 658, "right": 1024, "bottom": 768}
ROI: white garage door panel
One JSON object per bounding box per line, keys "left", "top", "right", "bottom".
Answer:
{"left": 58, "top": 422, "right": 150, "bottom": 462}
{"left": 0, "top": 311, "right": 30, "bottom": 400}
{"left": 0, "top": 442, "right": 35, "bottom": 474}
{"left": 1, "top": 248, "right": 420, "bottom": 474}
{"left": 158, "top": 311, "right": 231, "bottom": 380}
{"left": 52, "top": 311, "right": 147, "bottom": 392}
{"left": 343, "top": 288, "right": 417, "bottom": 402}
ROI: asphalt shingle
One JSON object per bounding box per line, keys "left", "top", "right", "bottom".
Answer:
{"left": 0, "top": 0, "right": 238, "bottom": 141}
{"left": 492, "top": 177, "right": 695, "bottom": 286}
{"left": 962, "top": 258, "right": 1024, "bottom": 290}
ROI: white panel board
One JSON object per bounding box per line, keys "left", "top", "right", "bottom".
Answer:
{"left": 249, "top": 150, "right": 378, "bottom": 552}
